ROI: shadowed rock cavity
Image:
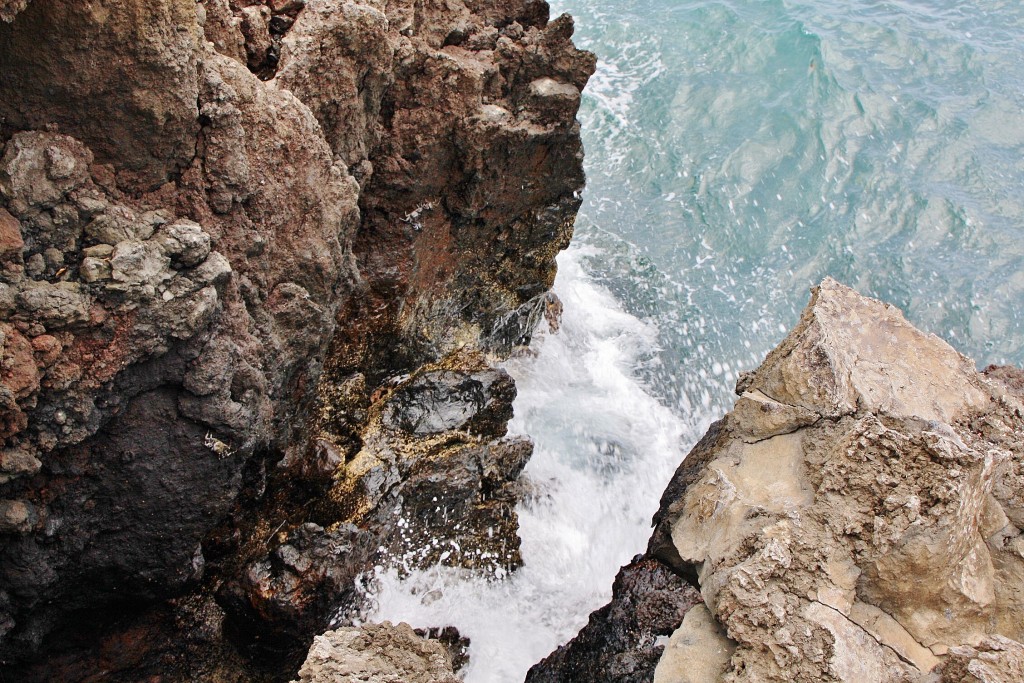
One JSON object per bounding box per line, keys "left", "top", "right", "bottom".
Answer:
{"left": 529, "top": 278, "right": 1024, "bottom": 683}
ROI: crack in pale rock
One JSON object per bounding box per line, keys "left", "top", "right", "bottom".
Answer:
{"left": 645, "top": 279, "right": 1024, "bottom": 682}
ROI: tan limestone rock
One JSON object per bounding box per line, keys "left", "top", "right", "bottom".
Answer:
{"left": 937, "top": 636, "right": 1024, "bottom": 683}
{"left": 654, "top": 604, "right": 734, "bottom": 683}
{"left": 802, "top": 600, "right": 912, "bottom": 682}
{"left": 648, "top": 279, "right": 1024, "bottom": 682}
{"left": 848, "top": 600, "right": 941, "bottom": 672}
{"left": 292, "top": 621, "right": 459, "bottom": 683}
{"left": 730, "top": 388, "right": 819, "bottom": 442}
{"left": 746, "top": 277, "right": 989, "bottom": 422}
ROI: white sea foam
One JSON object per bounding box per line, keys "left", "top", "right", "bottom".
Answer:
{"left": 360, "top": 244, "right": 696, "bottom": 682}
{"left": 362, "top": 0, "right": 1024, "bottom": 678}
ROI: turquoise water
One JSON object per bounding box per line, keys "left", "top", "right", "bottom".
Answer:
{"left": 366, "top": 3, "right": 1024, "bottom": 680}
{"left": 565, "top": 0, "right": 1024, "bottom": 416}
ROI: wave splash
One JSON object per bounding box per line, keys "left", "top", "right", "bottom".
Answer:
{"left": 360, "top": 0, "right": 1024, "bottom": 680}
{"left": 358, "top": 244, "right": 695, "bottom": 682}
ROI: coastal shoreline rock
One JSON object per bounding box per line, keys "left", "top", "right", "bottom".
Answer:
{"left": 529, "top": 278, "right": 1024, "bottom": 683}
{"left": 526, "top": 555, "right": 702, "bottom": 683}
{"left": 0, "top": 0, "right": 593, "bottom": 678}
{"left": 291, "top": 621, "right": 459, "bottom": 683}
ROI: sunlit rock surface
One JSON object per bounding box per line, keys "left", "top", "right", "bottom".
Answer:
{"left": 291, "top": 621, "right": 458, "bottom": 683}
{"left": 531, "top": 278, "right": 1024, "bottom": 682}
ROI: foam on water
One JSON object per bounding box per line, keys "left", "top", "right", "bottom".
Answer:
{"left": 360, "top": 244, "right": 695, "bottom": 682}
{"left": 363, "top": 0, "right": 1024, "bottom": 679}
{"left": 561, "top": 0, "right": 1024, "bottom": 417}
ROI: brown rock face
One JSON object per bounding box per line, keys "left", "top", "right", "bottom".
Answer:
{"left": 0, "top": 0, "right": 592, "bottom": 679}
{"left": 532, "top": 279, "right": 1024, "bottom": 683}
{"left": 274, "top": 0, "right": 394, "bottom": 168}
{"left": 0, "top": 0, "right": 202, "bottom": 189}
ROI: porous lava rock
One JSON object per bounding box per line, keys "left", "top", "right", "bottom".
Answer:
{"left": 0, "top": 0, "right": 593, "bottom": 678}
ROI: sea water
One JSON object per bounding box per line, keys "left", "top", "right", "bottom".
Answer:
{"left": 363, "top": 1, "right": 1024, "bottom": 680}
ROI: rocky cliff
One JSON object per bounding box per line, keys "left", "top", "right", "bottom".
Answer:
{"left": 0, "top": 0, "right": 593, "bottom": 679}
{"left": 529, "top": 278, "right": 1024, "bottom": 683}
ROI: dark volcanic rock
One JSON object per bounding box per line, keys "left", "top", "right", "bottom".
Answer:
{"left": 382, "top": 369, "right": 515, "bottom": 436}
{"left": 526, "top": 555, "right": 702, "bottom": 683}
{"left": 218, "top": 522, "right": 374, "bottom": 654}
{"left": 214, "top": 355, "right": 531, "bottom": 674}
{"left": 385, "top": 435, "right": 533, "bottom": 570}
{"left": 322, "top": 355, "right": 533, "bottom": 573}
{"left": 0, "top": 0, "right": 592, "bottom": 678}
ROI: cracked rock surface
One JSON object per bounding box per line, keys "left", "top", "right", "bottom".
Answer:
{"left": 531, "top": 278, "right": 1024, "bottom": 683}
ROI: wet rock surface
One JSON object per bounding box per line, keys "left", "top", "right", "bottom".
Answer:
{"left": 527, "top": 555, "right": 703, "bottom": 683}
{"left": 0, "top": 0, "right": 592, "bottom": 678}
{"left": 323, "top": 356, "right": 532, "bottom": 573}
{"left": 382, "top": 368, "right": 515, "bottom": 436}
{"left": 213, "top": 353, "right": 531, "bottom": 660}
{"left": 535, "top": 278, "right": 1024, "bottom": 683}
{"left": 415, "top": 625, "right": 472, "bottom": 674}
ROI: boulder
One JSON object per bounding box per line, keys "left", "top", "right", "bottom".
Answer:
{"left": 292, "top": 621, "right": 459, "bottom": 683}
{"left": 653, "top": 279, "right": 1024, "bottom": 682}
{"left": 534, "top": 279, "right": 1024, "bottom": 683}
